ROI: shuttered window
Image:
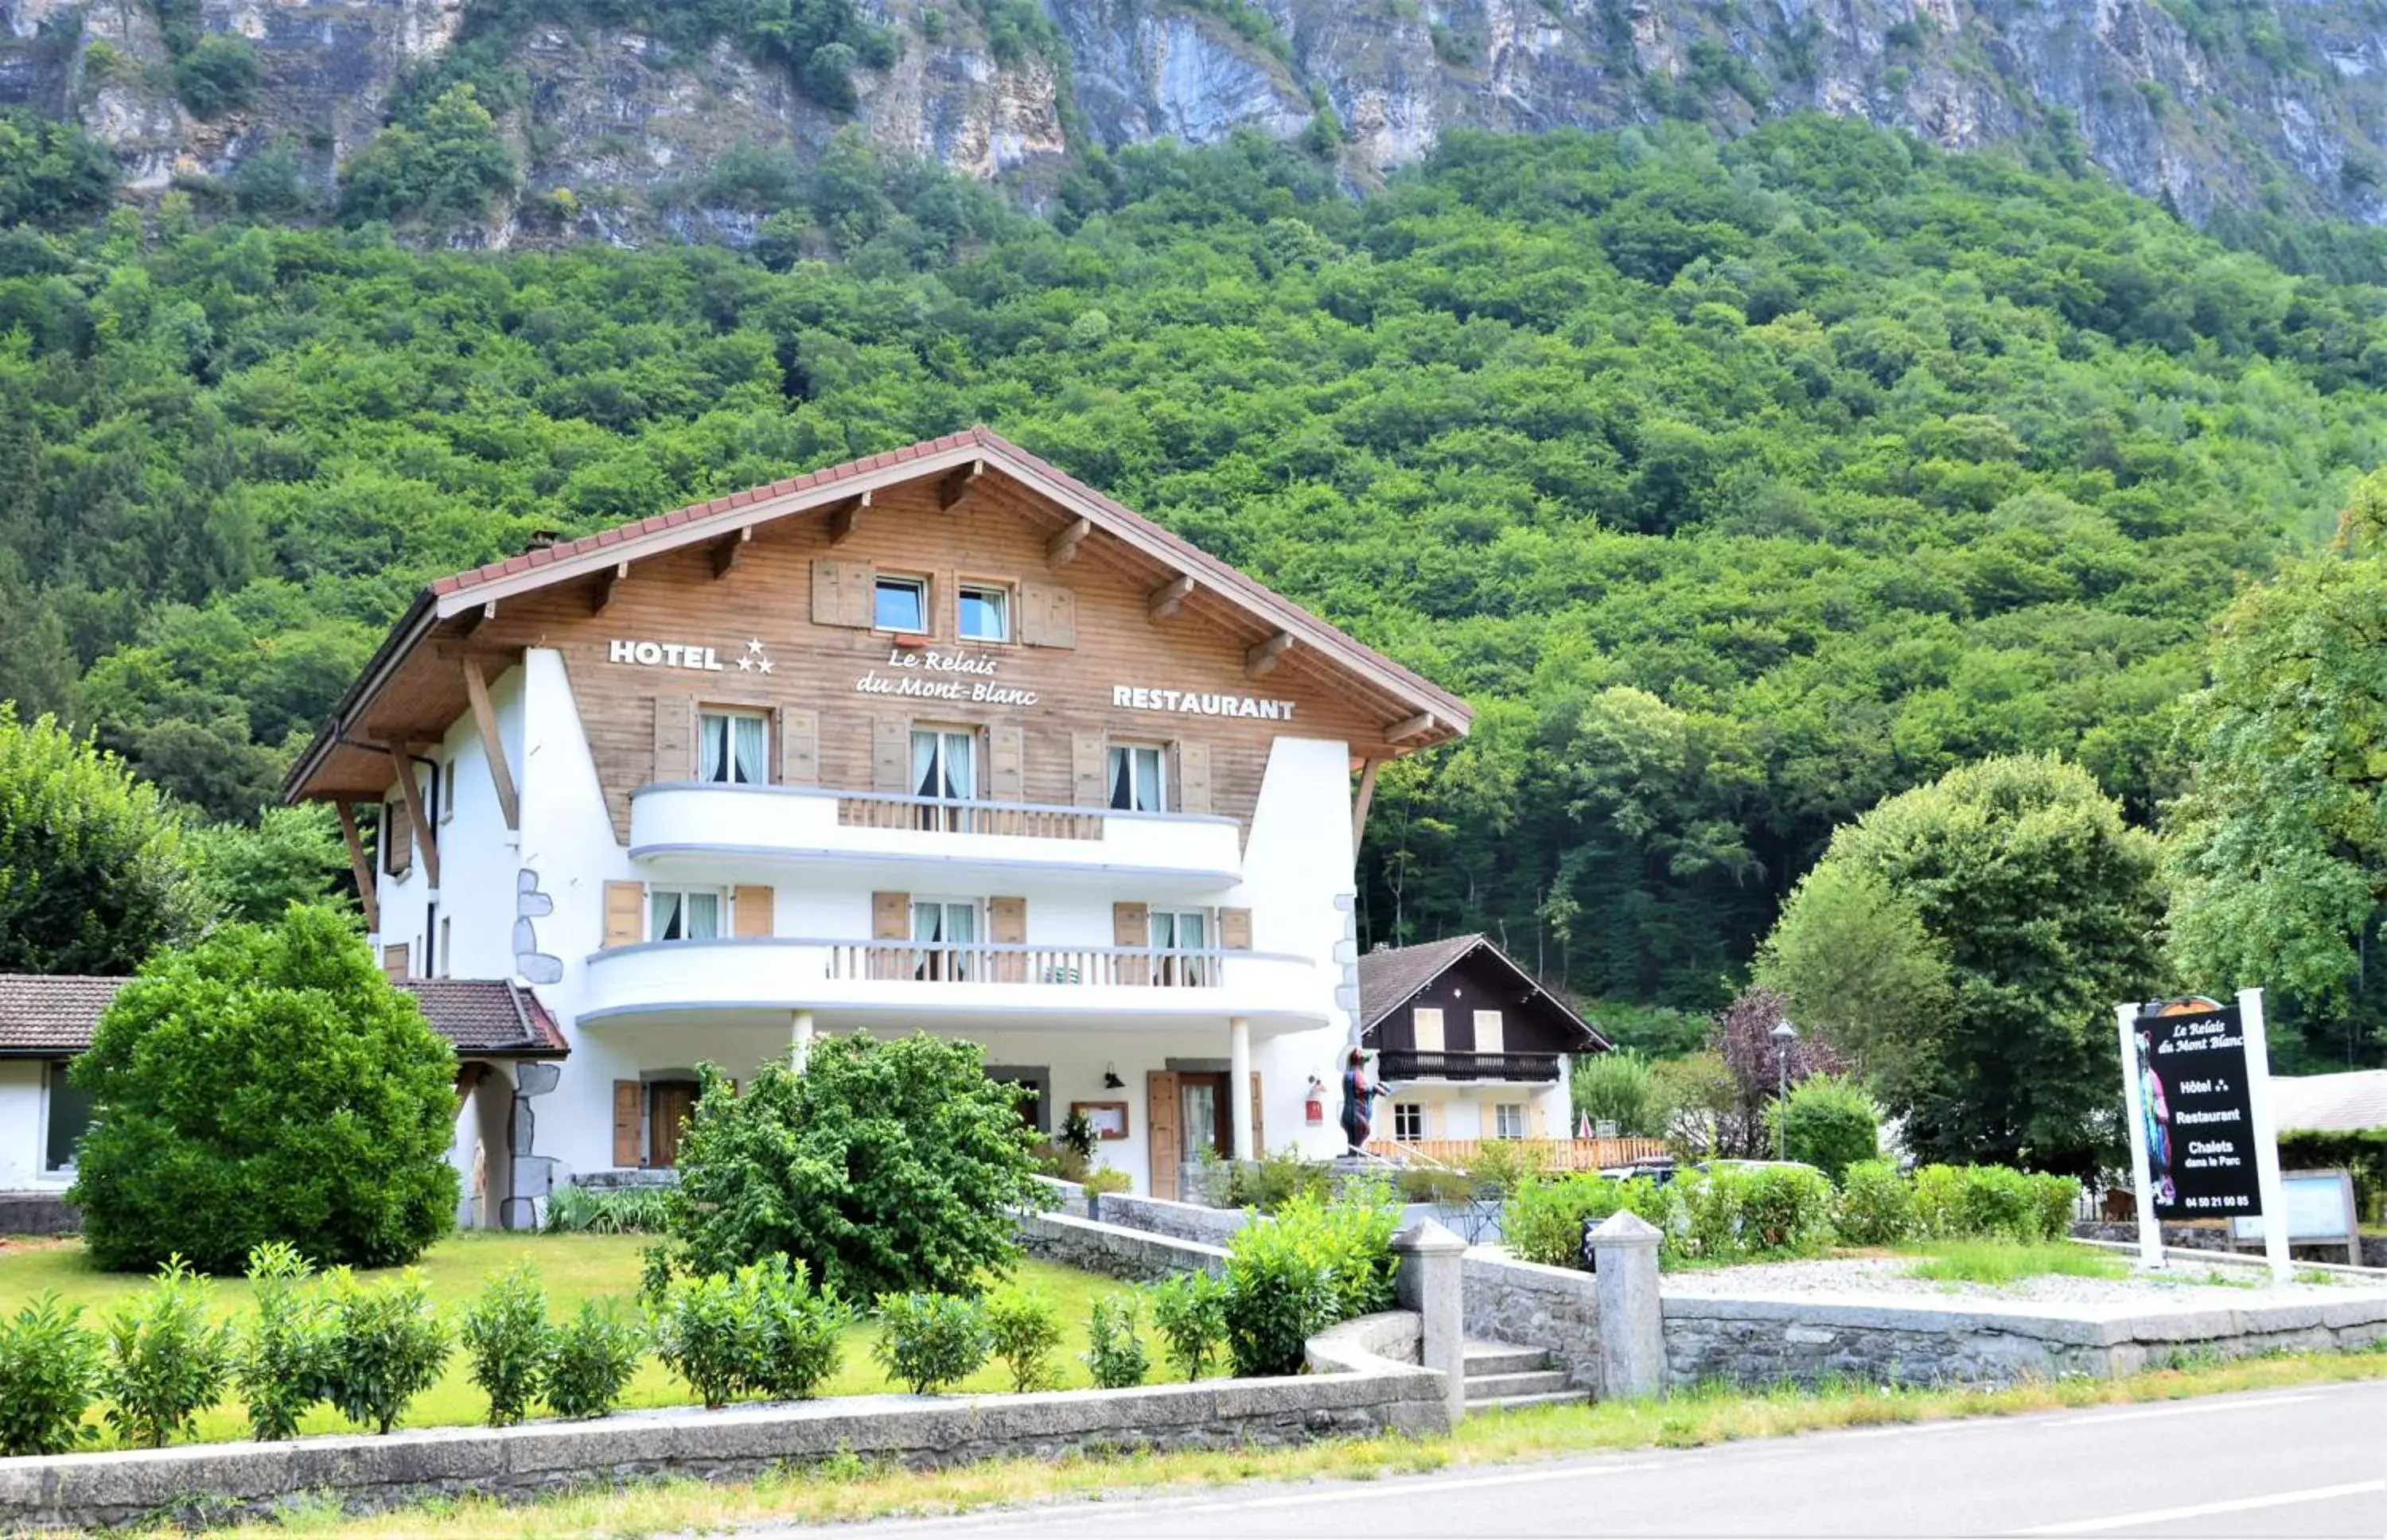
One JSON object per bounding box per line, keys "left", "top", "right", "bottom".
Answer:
{"left": 1108, "top": 744, "right": 1164, "bottom": 811}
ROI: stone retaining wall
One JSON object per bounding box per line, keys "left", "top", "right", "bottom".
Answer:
{"left": 1458, "top": 1249, "right": 1602, "bottom": 1390}
{"left": 1018, "top": 1211, "right": 1225, "bottom": 1281}
{"left": 1661, "top": 1291, "right": 2387, "bottom": 1390}
{"left": 0, "top": 1192, "right": 78, "bottom": 1236}
{"left": 0, "top": 1370, "right": 1445, "bottom": 1531}
{"left": 1088, "top": 1192, "right": 1251, "bottom": 1243}
{"left": 2071, "top": 1220, "right": 2387, "bottom": 1269}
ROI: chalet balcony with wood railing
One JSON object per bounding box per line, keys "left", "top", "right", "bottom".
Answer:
{"left": 627, "top": 784, "right": 1243, "bottom": 894}
{"left": 1376, "top": 1049, "right": 1566, "bottom": 1083}
{"left": 576, "top": 936, "right": 1333, "bottom": 1033}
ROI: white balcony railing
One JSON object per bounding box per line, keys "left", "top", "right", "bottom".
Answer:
{"left": 629, "top": 784, "right": 1243, "bottom": 890}
{"left": 577, "top": 936, "right": 1329, "bottom": 1029}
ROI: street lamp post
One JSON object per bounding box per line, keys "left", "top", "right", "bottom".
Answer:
{"left": 1770, "top": 1019, "right": 1797, "bottom": 1161}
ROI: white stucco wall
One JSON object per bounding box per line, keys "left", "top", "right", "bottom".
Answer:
{"left": 0, "top": 1060, "right": 71, "bottom": 1190}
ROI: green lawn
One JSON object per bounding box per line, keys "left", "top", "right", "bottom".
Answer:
{"left": 0, "top": 1233, "right": 1164, "bottom": 1447}
{"left": 1904, "top": 1240, "right": 2131, "bottom": 1285}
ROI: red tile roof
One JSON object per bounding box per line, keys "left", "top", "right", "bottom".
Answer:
{"left": 0, "top": 975, "right": 566, "bottom": 1058}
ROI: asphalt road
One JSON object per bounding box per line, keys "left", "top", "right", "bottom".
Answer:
{"left": 758, "top": 1379, "right": 2387, "bottom": 1538}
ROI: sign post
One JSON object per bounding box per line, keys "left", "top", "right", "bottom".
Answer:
{"left": 2113, "top": 1002, "right": 2165, "bottom": 1270}
{"left": 2118, "top": 993, "right": 2291, "bottom": 1285}
{"left": 2237, "top": 988, "right": 2292, "bottom": 1285}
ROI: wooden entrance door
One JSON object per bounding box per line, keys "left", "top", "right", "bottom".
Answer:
{"left": 648, "top": 1081, "right": 699, "bottom": 1169}
{"left": 1145, "top": 1069, "right": 1265, "bottom": 1200}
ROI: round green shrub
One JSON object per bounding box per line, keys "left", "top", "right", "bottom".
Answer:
{"left": 1766, "top": 1074, "right": 1881, "bottom": 1184}
{"left": 69, "top": 904, "right": 461, "bottom": 1274}
{"left": 870, "top": 1293, "right": 991, "bottom": 1395}
{"left": 1832, "top": 1160, "right": 1915, "bottom": 1246}
{"left": 1083, "top": 1293, "right": 1150, "bottom": 1390}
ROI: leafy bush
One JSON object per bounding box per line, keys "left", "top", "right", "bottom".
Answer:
{"left": 983, "top": 1284, "right": 1061, "bottom": 1394}
{"left": 1082, "top": 1294, "right": 1149, "bottom": 1390}
{"left": 1767, "top": 1075, "right": 1881, "bottom": 1184}
{"left": 871, "top": 1293, "right": 991, "bottom": 1395}
{"left": 1226, "top": 1146, "right": 1331, "bottom": 1212}
{"left": 321, "top": 1271, "right": 450, "bottom": 1435}
{"left": 1221, "top": 1213, "right": 1330, "bottom": 1379}
{"left": 70, "top": 904, "right": 460, "bottom": 1274}
{"left": 1949, "top": 1164, "right": 2038, "bottom": 1242}
{"left": 1912, "top": 1163, "right": 1965, "bottom": 1239}
{"left": 648, "top": 1270, "right": 750, "bottom": 1410}
{"left": 1304, "top": 1181, "right": 1402, "bottom": 1321}
{"left": 1462, "top": 1139, "right": 1545, "bottom": 1196}
{"left": 1505, "top": 1173, "right": 1673, "bottom": 1269}
{"left": 1680, "top": 1165, "right": 1834, "bottom": 1261}
{"left": 1574, "top": 1048, "right": 1662, "bottom": 1136}
{"left": 1081, "top": 1166, "right": 1131, "bottom": 1199}
{"left": 0, "top": 111, "right": 119, "bottom": 230}
{"left": 649, "top": 1258, "right": 851, "bottom": 1407}
{"left": 541, "top": 1301, "right": 644, "bottom": 1420}
{"left": 1147, "top": 1270, "right": 1226, "bottom": 1382}
{"left": 337, "top": 84, "right": 518, "bottom": 228}
{"left": 664, "top": 1036, "right": 1047, "bottom": 1300}
{"left": 543, "top": 1184, "right": 672, "bottom": 1235}
{"left": 2029, "top": 1172, "right": 2082, "bottom": 1243}
{"left": 236, "top": 1242, "right": 329, "bottom": 1441}
{"left": 101, "top": 1256, "right": 234, "bottom": 1448}
{"left": 458, "top": 1264, "right": 552, "bottom": 1428}
{"left": 1394, "top": 1166, "right": 1472, "bottom": 1204}
{"left": 1832, "top": 1160, "right": 1915, "bottom": 1246}
{"left": 173, "top": 33, "right": 260, "bottom": 119}
{"left": 0, "top": 1294, "right": 100, "bottom": 1456}
{"left": 1909, "top": 1165, "right": 2081, "bottom": 1242}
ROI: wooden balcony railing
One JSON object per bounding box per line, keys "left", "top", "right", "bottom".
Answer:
{"left": 823, "top": 942, "right": 1225, "bottom": 988}
{"left": 1377, "top": 1049, "right": 1564, "bottom": 1083}
{"left": 835, "top": 792, "right": 1103, "bottom": 841}
{"left": 1365, "top": 1136, "right": 1672, "bottom": 1172}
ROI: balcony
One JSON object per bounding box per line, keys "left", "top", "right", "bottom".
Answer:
{"left": 1377, "top": 1049, "right": 1564, "bottom": 1083}
{"left": 629, "top": 784, "right": 1243, "bottom": 893}
{"left": 577, "top": 936, "right": 1332, "bottom": 1034}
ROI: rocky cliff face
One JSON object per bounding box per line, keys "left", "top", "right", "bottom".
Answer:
{"left": 5, "top": 0, "right": 2385, "bottom": 241}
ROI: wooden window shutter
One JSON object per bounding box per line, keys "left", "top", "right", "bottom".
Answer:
{"left": 1113, "top": 900, "right": 1150, "bottom": 986}
{"left": 1070, "top": 732, "right": 1107, "bottom": 807}
{"left": 988, "top": 895, "right": 1026, "bottom": 944}
{"left": 1018, "top": 581, "right": 1077, "bottom": 648}
{"left": 1426, "top": 1101, "right": 1447, "bottom": 1138}
{"left": 1250, "top": 1071, "right": 1264, "bottom": 1156}
{"left": 381, "top": 943, "right": 409, "bottom": 981}
{"left": 1175, "top": 741, "right": 1212, "bottom": 815}
{"left": 872, "top": 892, "right": 911, "bottom": 939}
{"left": 652, "top": 694, "right": 696, "bottom": 782}
{"left": 382, "top": 802, "right": 411, "bottom": 877}
{"left": 777, "top": 708, "right": 820, "bottom": 786}
{"left": 1474, "top": 1009, "right": 1505, "bottom": 1054}
{"left": 1530, "top": 1100, "right": 1548, "bottom": 1138}
{"left": 733, "top": 885, "right": 774, "bottom": 938}
{"left": 1412, "top": 1007, "right": 1445, "bottom": 1052}
{"left": 812, "top": 558, "right": 874, "bottom": 628}
{"left": 1218, "top": 908, "right": 1252, "bottom": 951}
{"left": 602, "top": 881, "right": 644, "bottom": 948}
{"left": 613, "top": 1080, "right": 642, "bottom": 1168}
{"left": 871, "top": 714, "right": 909, "bottom": 793}
{"left": 1147, "top": 1071, "right": 1179, "bottom": 1200}
{"left": 989, "top": 724, "right": 1025, "bottom": 800}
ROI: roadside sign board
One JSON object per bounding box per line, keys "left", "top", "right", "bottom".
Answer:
{"left": 2126, "top": 1002, "right": 2260, "bottom": 1219}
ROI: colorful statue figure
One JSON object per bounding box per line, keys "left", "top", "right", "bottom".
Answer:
{"left": 2134, "top": 1029, "right": 2175, "bottom": 1206}
{"left": 1338, "top": 1047, "right": 1392, "bottom": 1155}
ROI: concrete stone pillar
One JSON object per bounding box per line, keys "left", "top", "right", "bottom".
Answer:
{"left": 1393, "top": 1217, "right": 1468, "bottom": 1426}
{"left": 1590, "top": 1210, "right": 1665, "bottom": 1401}
{"left": 791, "top": 1009, "right": 815, "bottom": 1073}
{"left": 1228, "top": 1015, "right": 1254, "bottom": 1161}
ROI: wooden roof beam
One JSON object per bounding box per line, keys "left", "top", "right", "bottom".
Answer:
{"left": 1147, "top": 574, "right": 1195, "bottom": 620}
{"left": 384, "top": 745, "right": 440, "bottom": 890}
{"left": 1047, "top": 515, "right": 1092, "bottom": 569}
{"left": 593, "top": 562, "right": 629, "bottom": 616}
{"left": 826, "top": 491, "right": 870, "bottom": 546}
{"left": 461, "top": 659, "right": 520, "bottom": 831}
{"left": 459, "top": 601, "right": 496, "bottom": 637}
{"left": 1383, "top": 710, "right": 1437, "bottom": 744}
{"left": 333, "top": 802, "right": 380, "bottom": 933}
{"left": 711, "top": 525, "right": 752, "bottom": 580}
{"left": 1246, "top": 631, "right": 1295, "bottom": 679}
{"left": 938, "top": 458, "right": 983, "bottom": 511}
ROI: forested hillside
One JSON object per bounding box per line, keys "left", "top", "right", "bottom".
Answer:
{"left": 2, "top": 115, "right": 2383, "bottom": 1016}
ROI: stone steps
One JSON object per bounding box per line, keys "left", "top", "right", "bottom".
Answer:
{"left": 1459, "top": 1340, "right": 1584, "bottom": 1413}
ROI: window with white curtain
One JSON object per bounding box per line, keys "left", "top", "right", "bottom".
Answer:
{"left": 1151, "top": 908, "right": 1212, "bottom": 986}
{"left": 957, "top": 583, "right": 1010, "bottom": 643}
{"left": 649, "top": 889, "right": 722, "bottom": 943}
{"left": 698, "top": 710, "right": 768, "bottom": 785}
{"left": 911, "top": 727, "right": 977, "bottom": 830}
{"left": 911, "top": 898, "right": 979, "bottom": 980}
{"left": 1107, "top": 744, "right": 1165, "bottom": 811}
{"left": 1494, "top": 1103, "right": 1526, "bottom": 1140}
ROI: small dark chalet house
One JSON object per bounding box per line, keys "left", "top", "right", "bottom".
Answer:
{"left": 1356, "top": 934, "right": 1606, "bottom": 1145}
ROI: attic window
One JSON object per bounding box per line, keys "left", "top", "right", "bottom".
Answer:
{"left": 874, "top": 575, "right": 927, "bottom": 633}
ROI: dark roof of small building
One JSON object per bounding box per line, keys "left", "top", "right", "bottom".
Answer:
{"left": 0, "top": 974, "right": 566, "bottom": 1059}
{"left": 1354, "top": 934, "right": 1608, "bottom": 1050}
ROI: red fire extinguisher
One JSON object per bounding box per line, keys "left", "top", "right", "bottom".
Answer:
{"left": 1304, "top": 1076, "right": 1326, "bottom": 1126}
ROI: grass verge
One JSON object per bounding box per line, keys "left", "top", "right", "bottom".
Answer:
{"left": 1907, "top": 1239, "right": 2130, "bottom": 1284}
{"left": 216, "top": 1343, "right": 2387, "bottom": 1539}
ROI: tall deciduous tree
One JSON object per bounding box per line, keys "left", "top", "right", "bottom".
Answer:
{"left": 0, "top": 708, "right": 206, "bottom": 974}
{"left": 1762, "top": 755, "right": 2164, "bottom": 1173}
{"left": 1758, "top": 862, "right": 1951, "bottom": 1079}
{"left": 2165, "top": 476, "right": 2387, "bottom": 1067}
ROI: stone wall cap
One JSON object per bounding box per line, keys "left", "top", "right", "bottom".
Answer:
{"left": 1392, "top": 1217, "right": 1468, "bottom": 1255}
{"left": 1589, "top": 1210, "right": 1662, "bottom": 1245}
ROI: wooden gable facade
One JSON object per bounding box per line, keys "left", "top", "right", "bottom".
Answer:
{"left": 1358, "top": 935, "right": 1605, "bottom": 1079}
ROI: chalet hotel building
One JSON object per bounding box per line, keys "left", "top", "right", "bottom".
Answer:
{"left": 275, "top": 428, "right": 1548, "bottom": 1220}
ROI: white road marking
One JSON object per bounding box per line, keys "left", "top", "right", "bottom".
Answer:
{"left": 1088, "top": 1460, "right": 1666, "bottom": 1519}
{"left": 2012, "top": 1479, "right": 2387, "bottom": 1535}
{"left": 2051, "top": 1393, "right": 2317, "bottom": 1425}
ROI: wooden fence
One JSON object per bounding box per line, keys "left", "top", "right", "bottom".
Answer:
{"left": 1364, "top": 1136, "right": 1671, "bottom": 1173}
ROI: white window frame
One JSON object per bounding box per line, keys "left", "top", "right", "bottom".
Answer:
{"left": 1392, "top": 1102, "right": 1424, "bottom": 1143}
{"left": 43, "top": 1060, "right": 92, "bottom": 1175}
{"left": 440, "top": 759, "right": 457, "bottom": 823}
{"left": 1107, "top": 742, "right": 1166, "bottom": 812}
{"left": 874, "top": 574, "right": 929, "bottom": 634}
{"left": 1494, "top": 1102, "right": 1526, "bottom": 1140}
{"left": 1151, "top": 908, "right": 1213, "bottom": 986}
{"left": 956, "top": 581, "right": 1011, "bottom": 644}
{"left": 698, "top": 708, "right": 770, "bottom": 786}
{"left": 648, "top": 886, "right": 726, "bottom": 943}
{"left": 911, "top": 896, "right": 980, "bottom": 981}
